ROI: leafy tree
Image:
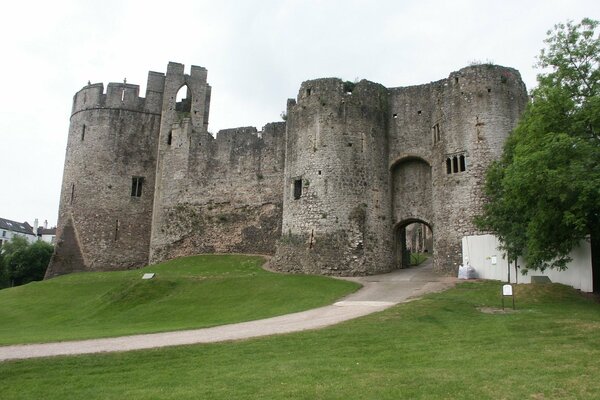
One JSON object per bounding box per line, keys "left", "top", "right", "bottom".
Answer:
{"left": 0, "top": 236, "right": 54, "bottom": 288}
{"left": 476, "top": 18, "right": 600, "bottom": 273}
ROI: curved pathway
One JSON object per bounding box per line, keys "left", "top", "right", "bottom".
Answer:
{"left": 0, "top": 259, "right": 455, "bottom": 361}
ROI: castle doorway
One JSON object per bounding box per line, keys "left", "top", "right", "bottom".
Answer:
{"left": 394, "top": 220, "right": 433, "bottom": 269}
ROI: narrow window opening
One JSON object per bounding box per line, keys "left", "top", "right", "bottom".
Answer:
{"left": 167, "top": 131, "right": 172, "bottom": 145}
{"left": 293, "top": 179, "right": 302, "bottom": 200}
{"left": 432, "top": 123, "right": 440, "bottom": 144}
{"left": 131, "top": 177, "right": 144, "bottom": 197}
{"left": 417, "top": 110, "right": 422, "bottom": 115}
{"left": 455, "top": 77, "right": 459, "bottom": 84}
{"left": 393, "top": 113, "right": 398, "bottom": 119}
{"left": 81, "top": 125, "right": 86, "bottom": 141}
{"left": 318, "top": 170, "right": 322, "bottom": 175}
{"left": 309, "top": 229, "right": 314, "bottom": 249}
{"left": 452, "top": 156, "right": 459, "bottom": 173}
{"left": 70, "top": 183, "right": 75, "bottom": 204}
{"left": 446, "top": 158, "right": 452, "bottom": 174}
{"left": 114, "top": 219, "right": 120, "bottom": 241}
{"left": 459, "top": 155, "right": 466, "bottom": 172}
{"left": 306, "top": 88, "right": 312, "bottom": 96}
{"left": 487, "top": 88, "right": 492, "bottom": 93}
{"left": 121, "top": 88, "right": 125, "bottom": 102}
{"left": 347, "top": 142, "right": 353, "bottom": 147}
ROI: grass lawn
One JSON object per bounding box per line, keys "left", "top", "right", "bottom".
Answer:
{"left": 2, "top": 281, "right": 599, "bottom": 399}
{"left": 0, "top": 254, "right": 359, "bottom": 345}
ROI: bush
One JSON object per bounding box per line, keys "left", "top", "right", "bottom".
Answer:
{"left": 0, "top": 237, "right": 53, "bottom": 288}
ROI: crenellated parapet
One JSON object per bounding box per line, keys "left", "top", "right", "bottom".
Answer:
{"left": 71, "top": 70, "right": 167, "bottom": 117}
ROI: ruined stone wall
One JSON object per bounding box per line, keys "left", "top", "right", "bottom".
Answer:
{"left": 149, "top": 123, "right": 285, "bottom": 263}
{"left": 387, "top": 65, "right": 528, "bottom": 274}
{"left": 46, "top": 75, "right": 164, "bottom": 277}
{"left": 271, "top": 79, "right": 393, "bottom": 275}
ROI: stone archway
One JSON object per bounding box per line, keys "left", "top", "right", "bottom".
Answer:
{"left": 394, "top": 219, "right": 433, "bottom": 268}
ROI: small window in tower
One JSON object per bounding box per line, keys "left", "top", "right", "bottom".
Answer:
{"left": 453, "top": 156, "right": 459, "bottom": 173}
{"left": 459, "top": 154, "right": 466, "bottom": 172}
{"left": 131, "top": 177, "right": 144, "bottom": 197}
{"left": 417, "top": 110, "right": 422, "bottom": 115}
{"left": 70, "top": 183, "right": 75, "bottom": 204}
{"left": 167, "top": 131, "right": 172, "bottom": 145}
{"left": 432, "top": 123, "right": 441, "bottom": 144}
{"left": 318, "top": 170, "right": 322, "bottom": 175}
{"left": 293, "top": 179, "right": 302, "bottom": 200}
{"left": 114, "top": 219, "right": 120, "bottom": 241}
{"left": 446, "top": 158, "right": 452, "bottom": 174}
{"left": 81, "top": 125, "right": 86, "bottom": 141}
{"left": 393, "top": 113, "right": 398, "bottom": 119}
{"left": 306, "top": 88, "right": 312, "bottom": 96}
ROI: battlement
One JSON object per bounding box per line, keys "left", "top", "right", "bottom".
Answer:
{"left": 71, "top": 71, "right": 168, "bottom": 116}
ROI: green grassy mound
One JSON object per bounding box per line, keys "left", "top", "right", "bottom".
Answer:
{"left": 2, "top": 281, "right": 599, "bottom": 399}
{"left": 0, "top": 255, "right": 359, "bottom": 345}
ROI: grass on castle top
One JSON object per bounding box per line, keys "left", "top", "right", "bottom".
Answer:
{"left": 2, "top": 281, "right": 599, "bottom": 399}
{"left": 0, "top": 254, "right": 359, "bottom": 345}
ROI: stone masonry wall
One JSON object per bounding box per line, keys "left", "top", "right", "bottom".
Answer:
{"left": 149, "top": 121, "right": 285, "bottom": 264}
{"left": 270, "top": 79, "right": 393, "bottom": 275}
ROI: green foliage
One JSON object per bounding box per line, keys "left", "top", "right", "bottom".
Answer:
{"left": 477, "top": 18, "right": 600, "bottom": 271}
{"left": 409, "top": 252, "right": 429, "bottom": 266}
{"left": 3, "top": 281, "right": 600, "bottom": 399}
{"left": 0, "top": 255, "right": 358, "bottom": 345}
{"left": 0, "top": 236, "right": 53, "bottom": 288}
{"left": 343, "top": 80, "right": 356, "bottom": 93}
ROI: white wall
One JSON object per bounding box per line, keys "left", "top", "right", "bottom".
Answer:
{"left": 462, "top": 234, "right": 593, "bottom": 292}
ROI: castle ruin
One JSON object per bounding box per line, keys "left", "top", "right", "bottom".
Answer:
{"left": 46, "top": 62, "right": 527, "bottom": 278}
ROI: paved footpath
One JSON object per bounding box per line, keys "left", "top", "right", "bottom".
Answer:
{"left": 0, "top": 260, "right": 455, "bottom": 362}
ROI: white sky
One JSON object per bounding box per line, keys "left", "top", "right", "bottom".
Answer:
{"left": 0, "top": 0, "right": 598, "bottom": 227}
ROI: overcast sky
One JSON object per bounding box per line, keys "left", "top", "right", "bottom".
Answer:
{"left": 1, "top": 0, "right": 598, "bottom": 227}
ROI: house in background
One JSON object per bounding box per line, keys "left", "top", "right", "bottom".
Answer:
{"left": 0, "top": 217, "right": 37, "bottom": 246}
{"left": 33, "top": 219, "right": 56, "bottom": 244}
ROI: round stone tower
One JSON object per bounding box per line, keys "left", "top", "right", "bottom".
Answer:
{"left": 46, "top": 74, "right": 164, "bottom": 277}
{"left": 271, "top": 78, "right": 394, "bottom": 275}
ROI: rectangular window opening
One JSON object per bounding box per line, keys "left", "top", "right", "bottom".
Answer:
{"left": 131, "top": 177, "right": 144, "bottom": 197}
{"left": 81, "top": 125, "right": 86, "bottom": 141}
{"left": 293, "top": 179, "right": 302, "bottom": 200}
{"left": 70, "top": 183, "right": 75, "bottom": 204}
{"left": 114, "top": 219, "right": 120, "bottom": 241}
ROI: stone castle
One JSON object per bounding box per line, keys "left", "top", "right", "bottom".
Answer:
{"left": 46, "top": 62, "right": 527, "bottom": 278}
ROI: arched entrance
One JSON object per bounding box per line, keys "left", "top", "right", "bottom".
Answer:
{"left": 394, "top": 219, "right": 433, "bottom": 268}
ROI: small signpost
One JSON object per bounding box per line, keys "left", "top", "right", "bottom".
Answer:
{"left": 502, "top": 284, "right": 515, "bottom": 310}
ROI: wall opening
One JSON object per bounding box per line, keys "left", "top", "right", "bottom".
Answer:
{"left": 175, "top": 85, "right": 191, "bottom": 113}
{"left": 446, "top": 153, "right": 468, "bottom": 174}
{"left": 432, "top": 123, "right": 440, "bottom": 144}
{"left": 131, "top": 177, "right": 144, "bottom": 197}
{"left": 167, "top": 130, "right": 172, "bottom": 145}
{"left": 394, "top": 220, "right": 433, "bottom": 269}
{"left": 293, "top": 179, "right": 302, "bottom": 200}
{"left": 81, "top": 125, "right": 86, "bottom": 141}
{"left": 70, "top": 183, "right": 75, "bottom": 204}
{"left": 114, "top": 219, "right": 120, "bottom": 241}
